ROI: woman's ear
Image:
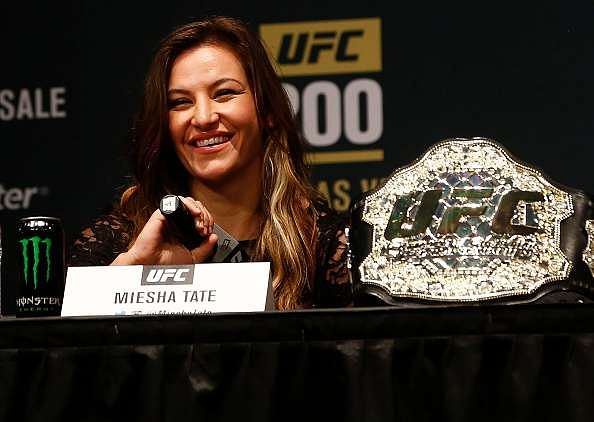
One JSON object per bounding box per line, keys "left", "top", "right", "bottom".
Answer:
{"left": 261, "top": 115, "right": 275, "bottom": 142}
{"left": 265, "top": 114, "right": 275, "bottom": 129}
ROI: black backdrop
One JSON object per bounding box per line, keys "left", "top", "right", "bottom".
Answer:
{"left": 1, "top": 1, "right": 594, "bottom": 315}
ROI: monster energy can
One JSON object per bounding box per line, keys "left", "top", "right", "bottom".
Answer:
{"left": 16, "top": 217, "right": 65, "bottom": 317}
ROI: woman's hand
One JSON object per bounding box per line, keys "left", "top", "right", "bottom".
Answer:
{"left": 111, "top": 197, "right": 218, "bottom": 265}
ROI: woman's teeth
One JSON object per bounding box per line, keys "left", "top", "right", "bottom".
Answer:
{"left": 193, "top": 136, "right": 229, "bottom": 147}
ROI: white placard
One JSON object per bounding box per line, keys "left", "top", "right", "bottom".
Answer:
{"left": 61, "top": 262, "right": 271, "bottom": 317}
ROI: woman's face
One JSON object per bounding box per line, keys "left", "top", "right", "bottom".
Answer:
{"left": 167, "top": 43, "right": 263, "bottom": 186}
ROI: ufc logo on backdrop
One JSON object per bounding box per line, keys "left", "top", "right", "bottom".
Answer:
{"left": 260, "top": 18, "right": 381, "bottom": 77}
{"left": 141, "top": 266, "right": 194, "bottom": 285}
{"left": 278, "top": 30, "right": 364, "bottom": 64}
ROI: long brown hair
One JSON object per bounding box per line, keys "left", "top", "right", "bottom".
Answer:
{"left": 122, "top": 16, "right": 322, "bottom": 309}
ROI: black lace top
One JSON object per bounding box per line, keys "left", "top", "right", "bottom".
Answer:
{"left": 69, "top": 202, "right": 352, "bottom": 308}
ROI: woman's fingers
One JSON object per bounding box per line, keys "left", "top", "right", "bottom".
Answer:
{"left": 132, "top": 209, "right": 167, "bottom": 245}
{"left": 190, "top": 233, "right": 218, "bottom": 263}
{"left": 180, "top": 196, "right": 214, "bottom": 236}
{"left": 121, "top": 209, "right": 172, "bottom": 265}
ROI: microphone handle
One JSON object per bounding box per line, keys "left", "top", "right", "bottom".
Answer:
{"left": 159, "top": 195, "right": 204, "bottom": 250}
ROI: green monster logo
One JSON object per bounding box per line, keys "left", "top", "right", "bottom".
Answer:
{"left": 19, "top": 236, "right": 53, "bottom": 289}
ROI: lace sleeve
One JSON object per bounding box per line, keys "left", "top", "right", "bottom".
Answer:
{"left": 68, "top": 209, "right": 133, "bottom": 267}
{"left": 313, "top": 203, "right": 353, "bottom": 308}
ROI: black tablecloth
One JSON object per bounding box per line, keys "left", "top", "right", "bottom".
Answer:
{"left": 1, "top": 305, "right": 594, "bottom": 422}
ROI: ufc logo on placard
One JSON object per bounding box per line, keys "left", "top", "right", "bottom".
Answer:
{"left": 141, "top": 266, "right": 194, "bottom": 285}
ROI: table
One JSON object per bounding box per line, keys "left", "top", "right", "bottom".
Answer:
{"left": 1, "top": 304, "right": 593, "bottom": 422}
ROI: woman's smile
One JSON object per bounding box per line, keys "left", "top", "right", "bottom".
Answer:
{"left": 189, "top": 134, "right": 231, "bottom": 148}
{"left": 187, "top": 133, "right": 233, "bottom": 154}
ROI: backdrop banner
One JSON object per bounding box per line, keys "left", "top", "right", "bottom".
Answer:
{"left": 1, "top": 2, "right": 593, "bottom": 314}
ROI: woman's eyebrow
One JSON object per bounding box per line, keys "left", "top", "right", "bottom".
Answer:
{"left": 167, "top": 88, "right": 190, "bottom": 96}
{"left": 167, "top": 78, "right": 245, "bottom": 96}
{"left": 212, "top": 78, "right": 245, "bottom": 88}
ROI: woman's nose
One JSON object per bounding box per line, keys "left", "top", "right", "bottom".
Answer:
{"left": 190, "top": 102, "right": 219, "bottom": 129}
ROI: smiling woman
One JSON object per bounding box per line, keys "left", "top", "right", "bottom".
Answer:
{"left": 69, "top": 16, "right": 352, "bottom": 310}
{"left": 167, "top": 44, "right": 264, "bottom": 194}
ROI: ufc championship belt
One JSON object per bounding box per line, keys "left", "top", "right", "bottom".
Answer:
{"left": 350, "top": 138, "right": 594, "bottom": 305}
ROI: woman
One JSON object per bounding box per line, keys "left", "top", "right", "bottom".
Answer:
{"left": 70, "top": 16, "right": 351, "bottom": 310}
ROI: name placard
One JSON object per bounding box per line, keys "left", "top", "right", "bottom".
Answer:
{"left": 61, "top": 262, "right": 271, "bottom": 317}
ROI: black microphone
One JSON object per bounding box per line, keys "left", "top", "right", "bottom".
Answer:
{"left": 159, "top": 195, "right": 204, "bottom": 250}
{"left": 159, "top": 194, "right": 242, "bottom": 262}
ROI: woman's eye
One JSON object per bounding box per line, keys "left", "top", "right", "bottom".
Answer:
{"left": 215, "top": 89, "right": 241, "bottom": 99}
{"left": 167, "top": 98, "right": 191, "bottom": 109}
